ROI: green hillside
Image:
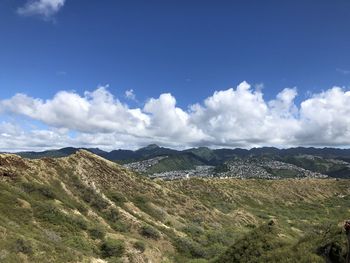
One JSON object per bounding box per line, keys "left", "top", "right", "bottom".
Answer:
{"left": 0, "top": 151, "right": 349, "bottom": 262}
{"left": 145, "top": 154, "right": 206, "bottom": 174}
{"left": 281, "top": 155, "right": 350, "bottom": 178}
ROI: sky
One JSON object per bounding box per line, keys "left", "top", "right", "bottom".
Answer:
{"left": 1, "top": 0, "right": 350, "bottom": 151}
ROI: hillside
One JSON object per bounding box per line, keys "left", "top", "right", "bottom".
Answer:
{"left": 0, "top": 151, "right": 350, "bottom": 262}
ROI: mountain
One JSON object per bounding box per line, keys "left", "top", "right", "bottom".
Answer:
{"left": 100, "top": 149, "right": 140, "bottom": 161}
{"left": 16, "top": 146, "right": 350, "bottom": 161}
{"left": 0, "top": 151, "right": 350, "bottom": 262}
{"left": 14, "top": 146, "right": 350, "bottom": 178}
{"left": 135, "top": 144, "right": 179, "bottom": 158}
{"left": 16, "top": 147, "right": 80, "bottom": 159}
{"left": 184, "top": 147, "right": 218, "bottom": 162}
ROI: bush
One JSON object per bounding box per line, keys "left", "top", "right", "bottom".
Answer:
{"left": 74, "top": 217, "right": 88, "bottom": 230}
{"left": 111, "top": 221, "right": 130, "bottom": 233}
{"left": 100, "top": 239, "right": 125, "bottom": 258}
{"left": 76, "top": 203, "right": 88, "bottom": 214}
{"left": 64, "top": 235, "right": 95, "bottom": 252}
{"left": 106, "top": 208, "right": 120, "bottom": 223}
{"left": 134, "top": 195, "right": 166, "bottom": 222}
{"left": 91, "top": 197, "right": 109, "bottom": 211}
{"left": 183, "top": 224, "right": 204, "bottom": 238}
{"left": 133, "top": 240, "right": 146, "bottom": 252}
{"left": 22, "top": 182, "right": 55, "bottom": 199}
{"left": 139, "top": 225, "right": 160, "bottom": 240}
{"left": 34, "top": 203, "right": 88, "bottom": 232}
{"left": 34, "top": 203, "right": 64, "bottom": 224}
{"left": 89, "top": 227, "right": 106, "bottom": 240}
{"left": 174, "top": 237, "right": 207, "bottom": 258}
{"left": 81, "top": 186, "right": 109, "bottom": 211}
{"left": 14, "top": 238, "right": 32, "bottom": 254}
{"left": 109, "top": 192, "right": 127, "bottom": 206}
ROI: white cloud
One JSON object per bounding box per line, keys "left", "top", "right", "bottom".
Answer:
{"left": 297, "top": 87, "right": 350, "bottom": 145}
{"left": 0, "top": 86, "right": 149, "bottom": 135}
{"left": 144, "top": 93, "right": 207, "bottom": 143}
{"left": 17, "top": 0, "right": 66, "bottom": 19}
{"left": 1, "top": 81, "right": 350, "bottom": 151}
{"left": 125, "top": 89, "right": 136, "bottom": 101}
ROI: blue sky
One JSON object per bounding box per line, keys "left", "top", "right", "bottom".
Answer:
{"left": 1, "top": 0, "right": 350, "bottom": 150}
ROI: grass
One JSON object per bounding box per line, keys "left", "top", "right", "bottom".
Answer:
{"left": 1, "top": 151, "right": 350, "bottom": 262}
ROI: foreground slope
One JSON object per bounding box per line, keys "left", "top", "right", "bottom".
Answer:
{"left": 0, "top": 151, "right": 350, "bottom": 262}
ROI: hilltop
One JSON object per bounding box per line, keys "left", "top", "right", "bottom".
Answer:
{"left": 0, "top": 151, "right": 350, "bottom": 262}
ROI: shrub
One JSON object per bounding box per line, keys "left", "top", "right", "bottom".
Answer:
{"left": 14, "top": 238, "right": 32, "bottom": 254}
{"left": 139, "top": 225, "right": 160, "bottom": 240}
{"left": 89, "top": 227, "right": 106, "bottom": 240}
{"left": 109, "top": 192, "right": 127, "bottom": 206}
{"left": 134, "top": 195, "right": 166, "bottom": 222}
{"left": 22, "top": 182, "right": 55, "bottom": 199}
{"left": 174, "top": 237, "right": 207, "bottom": 258}
{"left": 76, "top": 203, "right": 88, "bottom": 214}
{"left": 81, "top": 186, "right": 109, "bottom": 211}
{"left": 91, "top": 197, "right": 109, "bottom": 211}
{"left": 64, "top": 235, "right": 95, "bottom": 252}
{"left": 34, "top": 203, "right": 64, "bottom": 224}
{"left": 111, "top": 221, "right": 130, "bottom": 233}
{"left": 106, "top": 208, "right": 120, "bottom": 223}
{"left": 74, "top": 217, "right": 88, "bottom": 230}
{"left": 133, "top": 240, "right": 146, "bottom": 252}
{"left": 165, "top": 220, "right": 173, "bottom": 226}
{"left": 183, "top": 224, "right": 204, "bottom": 238}
{"left": 34, "top": 203, "right": 88, "bottom": 232}
{"left": 100, "top": 239, "right": 125, "bottom": 258}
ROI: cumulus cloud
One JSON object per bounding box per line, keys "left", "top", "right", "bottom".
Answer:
{"left": 0, "top": 86, "right": 149, "bottom": 135}
{"left": 17, "top": 0, "right": 66, "bottom": 19}
{"left": 297, "top": 87, "right": 350, "bottom": 145}
{"left": 125, "top": 89, "right": 136, "bottom": 101}
{"left": 1, "top": 81, "right": 350, "bottom": 151}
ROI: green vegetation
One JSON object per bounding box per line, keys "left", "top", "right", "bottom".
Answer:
{"left": 133, "top": 240, "right": 146, "bottom": 252}
{"left": 89, "top": 227, "right": 106, "bottom": 240}
{"left": 140, "top": 224, "right": 161, "bottom": 240}
{"left": 215, "top": 222, "right": 348, "bottom": 263}
{"left": 134, "top": 194, "right": 166, "bottom": 222}
{"left": 174, "top": 237, "right": 207, "bottom": 258}
{"left": 145, "top": 154, "right": 205, "bottom": 174}
{"left": 108, "top": 191, "right": 127, "bottom": 206}
{"left": 282, "top": 155, "right": 350, "bottom": 178}
{"left": 1, "top": 150, "right": 350, "bottom": 262}
{"left": 100, "top": 239, "right": 125, "bottom": 258}
{"left": 14, "top": 238, "right": 33, "bottom": 255}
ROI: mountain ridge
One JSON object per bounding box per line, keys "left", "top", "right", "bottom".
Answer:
{"left": 14, "top": 145, "right": 350, "bottom": 160}
{"left": 13, "top": 145, "right": 350, "bottom": 179}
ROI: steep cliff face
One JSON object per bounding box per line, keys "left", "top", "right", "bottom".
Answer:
{"left": 0, "top": 151, "right": 349, "bottom": 263}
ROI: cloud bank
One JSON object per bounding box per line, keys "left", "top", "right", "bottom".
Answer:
{"left": 17, "top": 0, "right": 66, "bottom": 19}
{"left": 1, "top": 81, "right": 350, "bottom": 151}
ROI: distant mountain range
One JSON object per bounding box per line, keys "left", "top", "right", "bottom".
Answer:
{"left": 12, "top": 144, "right": 350, "bottom": 179}
{"left": 13, "top": 144, "right": 350, "bottom": 161}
